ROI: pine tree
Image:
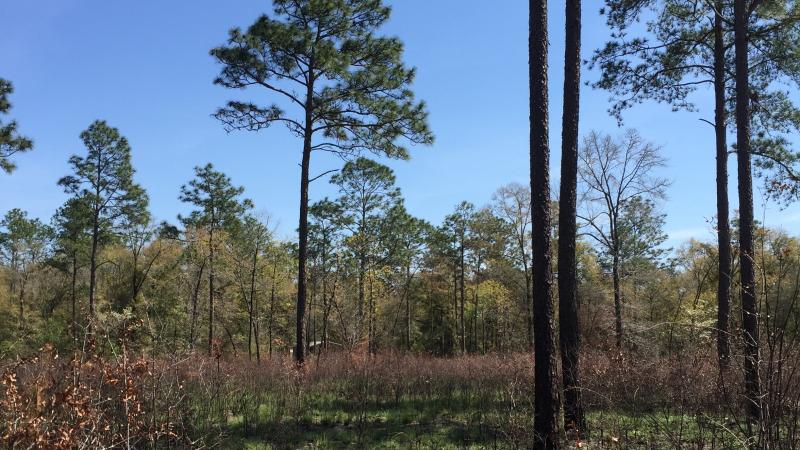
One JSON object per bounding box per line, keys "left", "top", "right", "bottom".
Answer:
{"left": 59, "top": 120, "right": 148, "bottom": 321}
{"left": 0, "top": 78, "right": 33, "bottom": 174}
{"left": 558, "top": 0, "right": 586, "bottom": 434}
{"left": 530, "top": 0, "right": 562, "bottom": 446}
{"left": 210, "top": 0, "right": 433, "bottom": 363}
{"left": 179, "top": 163, "right": 252, "bottom": 355}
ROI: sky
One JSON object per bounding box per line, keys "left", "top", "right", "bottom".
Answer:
{"left": 2, "top": 0, "right": 799, "bottom": 245}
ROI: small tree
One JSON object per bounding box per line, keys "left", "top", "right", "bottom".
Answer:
{"left": 441, "top": 202, "right": 475, "bottom": 354}
{"left": 330, "top": 157, "right": 401, "bottom": 351}
{"left": 0, "top": 78, "right": 33, "bottom": 174}
{"left": 211, "top": 0, "right": 433, "bottom": 363}
{"left": 380, "top": 203, "right": 429, "bottom": 351}
{"left": 578, "top": 129, "right": 669, "bottom": 348}
{"left": 492, "top": 183, "right": 533, "bottom": 347}
{"left": 179, "top": 163, "right": 252, "bottom": 355}
{"left": 52, "top": 197, "right": 93, "bottom": 338}
{"left": 309, "top": 198, "right": 345, "bottom": 351}
{"left": 0, "top": 209, "right": 52, "bottom": 330}
{"left": 231, "top": 214, "right": 272, "bottom": 361}
{"left": 59, "top": 120, "right": 148, "bottom": 320}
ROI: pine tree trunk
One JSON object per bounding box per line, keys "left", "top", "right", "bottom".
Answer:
{"left": 189, "top": 259, "right": 205, "bottom": 351}
{"left": 459, "top": 244, "right": 466, "bottom": 353}
{"left": 208, "top": 228, "right": 215, "bottom": 356}
{"left": 406, "top": 267, "right": 412, "bottom": 351}
{"left": 733, "top": 0, "right": 762, "bottom": 427}
{"left": 714, "top": 0, "right": 732, "bottom": 367}
{"left": 558, "top": 0, "right": 586, "bottom": 435}
{"left": 295, "top": 122, "right": 312, "bottom": 364}
{"left": 71, "top": 253, "right": 78, "bottom": 342}
{"left": 530, "top": 0, "right": 563, "bottom": 446}
{"left": 89, "top": 218, "right": 99, "bottom": 322}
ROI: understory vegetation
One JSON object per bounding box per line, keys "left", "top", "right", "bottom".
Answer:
{"left": 5, "top": 345, "right": 799, "bottom": 449}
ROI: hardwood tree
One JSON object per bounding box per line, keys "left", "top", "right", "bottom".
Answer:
{"left": 559, "top": 0, "right": 586, "bottom": 433}
{"left": 118, "top": 195, "right": 154, "bottom": 311}
{"left": 578, "top": 130, "right": 669, "bottom": 348}
{"left": 0, "top": 209, "right": 52, "bottom": 331}
{"left": 466, "top": 208, "right": 507, "bottom": 353}
{"left": 0, "top": 78, "right": 32, "bottom": 174}
{"left": 491, "top": 184, "right": 533, "bottom": 348}
{"left": 530, "top": 0, "right": 562, "bottom": 445}
{"left": 179, "top": 163, "right": 252, "bottom": 355}
{"left": 59, "top": 120, "right": 148, "bottom": 321}
{"left": 232, "top": 214, "right": 272, "bottom": 361}
{"left": 210, "top": 0, "right": 433, "bottom": 363}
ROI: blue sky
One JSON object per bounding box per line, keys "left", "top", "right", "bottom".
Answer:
{"left": 2, "top": 0, "right": 799, "bottom": 244}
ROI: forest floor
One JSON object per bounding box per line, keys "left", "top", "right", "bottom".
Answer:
{"left": 0, "top": 348, "right": 765, "bottom": 449}
{"left": 193, "top": 351, "right": 751, "bottom": 449}
{"left": 223, "top": 398, "right": 739, "bottom": 449}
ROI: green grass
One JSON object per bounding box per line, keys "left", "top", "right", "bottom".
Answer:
{"left": 221, "top": 391, "right": 518, "bottom": 449}
{"left": 212, "top": 391, "right": 749, "bottom": 449}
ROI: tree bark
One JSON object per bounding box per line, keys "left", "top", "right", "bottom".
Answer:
{"left": 189, "top": 259, "right": 205, "bottom": 351}
{"left": 530, "top": 0, "right": 563, "bottom": 446}
{"left": 295, "top": 113, "right": 312, "bottom": 364}
{"left": 612, "top": 252, "right": 623, "bottom": 348}
{"left": 713, "top": 0, "right": 732, "bottom": 367}
{"left": 71, "top": 253, "right": 78, "bottom": 342}
{"left": 558, "top": 0, "right": 586, "bottom": 435}
{"left": 733, "top": 0, "right": 762, "bottom": 427}
{"left": 459, "top": 243, "right": 466, "bottom": 353}
{"left": 248, "top": 243, "right": 258, "bottom": 361}
{"left": 88, "top": 217, "right": 99, "bottom": 321}
{"left": 208, "top": 228, "right": 215, "bottom": 356}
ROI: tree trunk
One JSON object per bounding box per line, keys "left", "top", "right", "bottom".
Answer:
{"left": 459, "top": 244, "right": 466, "bottom": 354}
{"left": 358, "top": 249, "right": 366, "bottom": 336}
{"left": 208, "top": 228, "right": 215, "bottom": 356}
{"left": 612, "top": 252, "right": 623, "bottom": 348}
{"left": 270, "top": 259, "right": 277, "bottom": 358}
{"left": 189, "top": 259, "right": 205, "bottom": 351}
{"left": 18, "top": 277, "right": 25, "bottom": 331}
{"left": 713, "top": 0, "right": 732, "bottom": 368}
{"left": 71, "top": 253, "right": 78, "bottom": 342}
{"left": 558, "top": 0, "right": 586, "bottom": 435}
{"left": 530, "top": 0, "right": 563, "bottom": 446}
{"left": 368, "top": 275, "right": 376, "bottom": 355}
{"left": 406, "top": 266, "right": 412, "bottom": 351}
{"left": 88, "top": 217, "right": 99, "bottom": 322}
{"left": 733, "top": 0, "right": 763, "bottom": 427}
{"left": 525, "top": 262, "right": 534, "bottom": 350}
{"left": 131, "top": 249, "right": 139, "bottom": 307}
{"left": 295, "top": 126, "right": 312, "bottom": 364}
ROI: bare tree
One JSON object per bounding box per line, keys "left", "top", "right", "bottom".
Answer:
{"left": 577, "top": 130, "right": 669, "bottom": 348}
{"left": 491, "top": 183, "right": 532, "bottom": 348}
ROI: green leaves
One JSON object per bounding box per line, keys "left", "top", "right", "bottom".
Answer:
{"left": 211, "top": 0, "right": 433, "bottom": 158}
{"left": 0, "top": 209, "right": 52, "bottom": 266}
{"left": 179, "top": 163, "right": 252, "bottom": 233}
{"left": 0, "top": 78, "right": 33, "bottom": 174}
{"left": 58, "top": 120, "right": 149, "bottom": 235}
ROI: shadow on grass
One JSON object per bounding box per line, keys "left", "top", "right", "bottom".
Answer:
{"left": 224, "top": 395, "right": 513, "bottom": 449}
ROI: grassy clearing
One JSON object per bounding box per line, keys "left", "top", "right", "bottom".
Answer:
{"left": 219, "top": 393, "right": 746, "bottom": 449}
